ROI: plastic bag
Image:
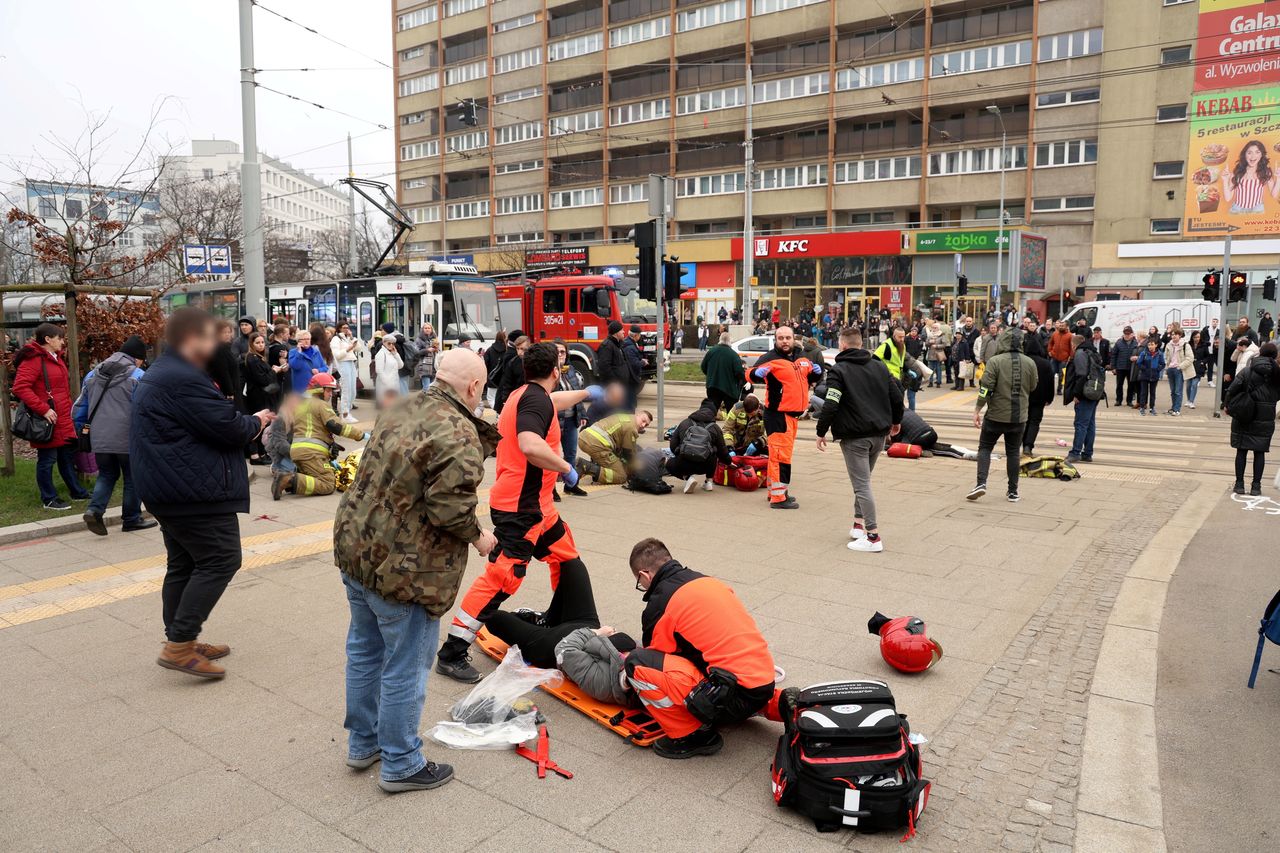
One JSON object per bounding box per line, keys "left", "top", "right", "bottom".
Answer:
{"left": 426, "top": 646, "right": 562, "bottom": 750}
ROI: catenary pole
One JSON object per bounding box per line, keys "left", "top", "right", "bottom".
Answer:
{"left": 347, "top": 133, "right": 358, "bottom": 274}
{"left": 742, "top": 54, "right": 754, "bottom": 327}
{"left": 238, "top": 0, "right": 266, "bottom": 322}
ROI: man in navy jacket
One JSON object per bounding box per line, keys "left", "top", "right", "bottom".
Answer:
{"left": 132, "top": 307, "right": 275, "bottom": 679}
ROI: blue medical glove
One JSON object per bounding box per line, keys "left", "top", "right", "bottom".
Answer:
{"left": 584, "top": 384, "right": 605, "bottom": 402}
{"left": 561, "top": 466, "right": 580, "bottom": 488}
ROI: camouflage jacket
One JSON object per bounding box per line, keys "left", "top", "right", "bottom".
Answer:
{"left": 334, "top": 381, "right": 499, "bottom": 616}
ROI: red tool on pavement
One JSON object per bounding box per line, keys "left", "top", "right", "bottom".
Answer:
{"left": 514, "top": 724, "right": 573, "bottom": 780}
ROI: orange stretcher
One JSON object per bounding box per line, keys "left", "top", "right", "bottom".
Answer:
{"left": 475, "top": 628, "right": 663, "bottom": 747}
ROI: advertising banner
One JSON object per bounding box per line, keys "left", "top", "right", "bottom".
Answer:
{"left": 1195, "top": 1, "right": 1280, "bottom": 92}
{"left": 911, "top": 229, "right": 1011, "bottom": 253}
{"left": 1007, "top": 232, "right": 1048, "bottom": 291}
{"left": 730, "top": 231, "right": 900, "bottom": 259}
{"left": 879, "top": 286, "right": 910, "bottom": 313}
{"left": 1184, "top": 85, "right": 1280, "bottom": 235}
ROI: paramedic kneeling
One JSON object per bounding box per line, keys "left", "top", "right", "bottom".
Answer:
{"left": 625, "top": 537, "right": 781, "bottom": 759}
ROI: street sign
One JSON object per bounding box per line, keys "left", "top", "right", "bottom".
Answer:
{"left": 183, "top": 243, "right": 233, "bottom": 276}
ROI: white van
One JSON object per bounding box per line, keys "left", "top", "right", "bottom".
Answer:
{"left": 1061, "top": 300, "right": 1221, "bottom": 342}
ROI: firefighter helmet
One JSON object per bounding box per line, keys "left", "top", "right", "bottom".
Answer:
{"left": 867, "top": 611, "right": 943, "bottom": 673}
{"left": 307, "top": 373, "right": 338, "bottom": 394}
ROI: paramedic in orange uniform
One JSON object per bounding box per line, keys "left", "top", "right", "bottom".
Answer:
{"left": 436, "top": 342, "right": 602, "bottom": 683}
{"left": 751, "top": 326, "right": 819, "bottom": 509}
{"left": 624, "top": 537, "right": 782, "bottom": 759}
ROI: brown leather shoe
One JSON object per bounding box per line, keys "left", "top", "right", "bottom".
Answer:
{"left": 194, "top": 641, "right": 231, "bottom": 660}
{"left": 156, "top": 641, "right": 225, "bottom": 679}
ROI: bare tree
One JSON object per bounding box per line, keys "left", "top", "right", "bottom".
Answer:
{"left": 310, "top": 209, "right": 393, "bottom": 278}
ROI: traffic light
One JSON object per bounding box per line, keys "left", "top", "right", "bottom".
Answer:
{"left": 663, "top": 257, "right": 688, "bottom": 303}
{"left": 957, "top": 274, "right": 969, "bottom": 296}
{"left": 1228, "top": 270, "right": 1248, "bottom": 303}
{"left": 1264, "top": 275, "right": 1277, "bottom": 301}
{"left": 633, "top": 220, "right": 657, "bottom": 300}
{"left": 1201, "top": 270, "right": 1221, "bottom": 302}
{"left": 454, "top": 99, "right": 478, "bottom": 127}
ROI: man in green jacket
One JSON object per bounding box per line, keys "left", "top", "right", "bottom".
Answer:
{"left": 701, "top": 332, "right": 746, "bottom": 413}
{"left": 970, "top": 328, "right": 1038, "bottom": 503}
{"left": 333, "top": 349, "right": 498, "bottom": 794}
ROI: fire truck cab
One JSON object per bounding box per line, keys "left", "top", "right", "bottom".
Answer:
{"left": 496, "top": 274, "right": 658, "bottom": 383}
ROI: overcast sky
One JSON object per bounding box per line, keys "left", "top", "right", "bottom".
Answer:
{"left": 1, "top": 1, "right": 394, "bottom": 192}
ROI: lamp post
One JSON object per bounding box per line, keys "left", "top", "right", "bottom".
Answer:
{"left": 986, "top": 105, "right": 1007, "bottom": 313}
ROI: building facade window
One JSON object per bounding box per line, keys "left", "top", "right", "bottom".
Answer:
{"left": 446, "top": 200, "right": 489, "bottom": 219}
{"left": 931, "top": 40, "right": 1031, "bottom": 76}
{"left": 1036, "top": 87, "right": 1100, "bottom": 108}
{"left": 496, "top": 231, "right": 544, "bottom": 244}
{"left": 549, "top": 186, "right": 604, "bottom": 208}
{"left": 403, "top": 177, "right": 430, "bottom": 190}
{"left": 494, "top": 86, "right": 541, "bottom": 104}
{"left": 1160, "top": 45, "right": 1193, "bottom": 65}
{"left": 400, "top": 46, "right": 425, "bottom": 62}
{"left": 443, "top": 0, "right": 484, "bottom": 17}
{"left": 1153, "top": 161, "right": 1185, "bottom": 179}
{"left": 401, "top": 111, "right": 426, "bottom": 125}
{"left": 757, "top": 163, "right": 828, "bottom": 190}
{"left": 676, "top": 171, "right": 746, "bottom": 197}
{"left": 446, "top": 130, "right": 488, "bottom": 153}
{"left": 1031, "top": 195, "right": 1095, "bottom": 212}
{"left": 494, "top": 13, "right": 537, "bottom": 32}
{"left": 610, "top": 98, "right": 669, "bottom": 126}
{"left": 676, "top": 0, "right": 746, "bottom": 34}
{"left": 837, "top": 57, "right": 925, "bottom": 90}
{"left": 445, "top": 59, "right": 487, "bottom": 85}
{"left": 1034, "top": 139, "right": 1097, "bottom": 168}
{"left": 610, "top": 16, "right": 669, "bottom": 47}
{"left": 495, "top": 122, "right": 543, "bottom": 145}
{"left": 754, "top": 72, "right": 829, "bottom": 103}
{"left": 494, "top": 47, "right": 540, "bottom": 74}
{"left": 851, "top": 211, "right": 896, "bottom": 225}
{"left": 676, "top": 85, "right": 746, "bottom": 115}
{"left": 833, "top": 154, "right": 922, "bottom": 183}
{"left": 549, "top": 109, "right": 603, "bottom": 136}
{"left": 409, "top": 205, "right": 441, "bottom": 223}
{"left": 398, "top": 72, "right": 439, "bottom": 97}
{"left": 753, "top": 0, "right": 823, "bottom": 13}
{"left": 1151, "top": 218, "right": 1181, "bottom": 234}
{"left": 928, "top": 145, "right": 1027, "bottom": 176}
{"left": 495, "top": 158, "right": 543, "bottom": 174}
{"left": 1157, "top": 103, "right": 1188, "bottom": 122}
{"left": 1037, "top": 28, "right": 1103, "bottom": 62}
{"left": 548, "top": 32, "right": 603, "bottom": 62}
{"left": 37, "top": 197, "right": 57, "bottom": 218}
{"left": 400, "top": 140, "right": 440, "bottom": 161}
{"left": 609, "top": 182, "right": 649, "bottom": 204}
{"left": 496, "top": 193, "right": 544, "bottom": 215}
{"left": 397, "top": 6, "right": 438, "bottom": 31}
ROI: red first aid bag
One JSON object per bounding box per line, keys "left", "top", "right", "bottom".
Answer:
{"left": 886, "top": 442, "right": 922, "bottom": 459}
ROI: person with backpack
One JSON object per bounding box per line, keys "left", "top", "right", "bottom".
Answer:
{"left": 1063, "top": 333, "right": 1104, "bottom": 465}
{"left": 1225, "top": 342, "right": 1280, "bottom": 495}
{"left": 574, "top": 410, "right": 652, "bottom": 485}
{"left": 970, "top": 329, "right": 1038, "bottom": 502}
{"left": 1134, "top": 338, "right": 1165, "bottom": 417}
{"left": 665, "top": 398, "right": 733, "bottom": 493}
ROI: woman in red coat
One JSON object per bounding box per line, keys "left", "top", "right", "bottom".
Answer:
{"left": 11, "top": 323, "right": 89, "bottom": 509}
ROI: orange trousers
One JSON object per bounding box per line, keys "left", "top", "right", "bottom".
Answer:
{"left": 624, "top": 649, "right": 782, "bottom": 739}
{"left": 764, "top": 412, "right": 797, "bottom": 503}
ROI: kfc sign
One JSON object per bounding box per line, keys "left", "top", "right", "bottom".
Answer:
{"left": 732, "top": 231, "right": 901, "bottom": 260}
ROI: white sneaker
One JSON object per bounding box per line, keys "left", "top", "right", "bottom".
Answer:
{"left": 849, "top": 526, "right": 867, "bottom": 540}
{"left": 683, "top": 475, "right": 698, "bottom": 494}
{"left": 848, "top": 536, "right": 884, "bottom": 553}
{"left": 1187, "top": 402, "right": 1196, "bottom": 409}
{"left": 343, "top": 414, "right": 359, "bottom": 424}
{"left": 1208, "top": 380, "right": 1216, "bottom": 387}
{"left": 701, "top": 479, "right": 714, "bottom": 492}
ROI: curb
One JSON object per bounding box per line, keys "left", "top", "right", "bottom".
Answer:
{"left": 1075, "top": 484, "right": 1220, "bottom": 852}
{"left": 0, "top": 505, "right": 125, "bottom": 547}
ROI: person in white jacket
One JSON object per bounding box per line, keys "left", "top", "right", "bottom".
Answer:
{"left": 373, "top": 334, "right": 404, "bottom": 405}
{"left": 330, "top": 322, "right": 363, "bottom": 422}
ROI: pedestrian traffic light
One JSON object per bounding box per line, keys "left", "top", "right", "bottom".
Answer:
{"left": 1264, "top": 275, "right": 1277, "bottom": 301}
{"left": 633, "top": 220, "right": 657, "bottom": 300}
{"left": 957, "top": 274, "right": 969, "bottom": 296}
{"left": 1202, "top": 270, "right": 1221, "bottom": 302}
{"left": 1228, "top": 270, "right": 1248, "bottom": 303}
{"left": 663, "top": 256, "right": 688, "bottom": 303}
{"left": 454, "top": 99, "right": 478, "bottom": 127}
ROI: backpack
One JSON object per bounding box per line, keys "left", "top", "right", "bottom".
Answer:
{"left": 1248, "top": 589, "right": 1280, "bottom": 688}
{"left": 771, "top": 680, "right": 930, "bottom": 838}
{"left": 678, "top": 422, "right": 714, "bottom": 463}
{"left": 1082, "top": 349, "right": 1106, "bottom": 401}
{"left": 1019, "top": 455, "right": 1080, "bottom": 481}
{"left": 624, "top": 449, "right": 673, "bottom": 495}
{"left": 397, "top": 335, "right": 420, "bottom": 375}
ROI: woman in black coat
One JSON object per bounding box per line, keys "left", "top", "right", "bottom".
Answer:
{"left": 242, "top": 332, "right": 278, "bottom": 465}
{"left": 1020, "top": 332, "right": 1057, "bottom": 456}
{"left": 1225, "top": 343, "right": 1280, "bottom": 495}
{"left": 208, "top": 318, "right": 245, "bottom": 412}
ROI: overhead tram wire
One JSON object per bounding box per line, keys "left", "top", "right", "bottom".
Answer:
{"left": 251, "top": 1, "right": 393, "bottom": 70}
{"left": 254, "top": 84, "right": 390, "bottom": 130}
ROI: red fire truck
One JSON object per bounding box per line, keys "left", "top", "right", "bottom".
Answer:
{"left": 495, "top": 273, "right": 659, "bottom": 383}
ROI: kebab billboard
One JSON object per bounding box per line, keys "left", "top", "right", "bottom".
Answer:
{"left": 1185, "top": 1, "right": 1280, "bottom": 235}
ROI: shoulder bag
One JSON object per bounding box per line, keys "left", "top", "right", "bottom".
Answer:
{"left": 77, "top": 371, "right": 125, "bottom": 453}
{"left": 12, "top": 360, "right": 56, "bottom": 445}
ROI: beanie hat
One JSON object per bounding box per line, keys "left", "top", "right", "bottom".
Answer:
{"left": 629, "top": 324, "right": 642, "bottom": 334}
{"left": 607, "top": 320, "right": 623, "bottom": 335}
{"left": 381, "top": 322, "right": 396, "bottom": 334}
{"left": 607, "top": 632, "right": 637, "bottom": 653}
{"left": 120, "top": 335, "right": 147, "bottom": 362}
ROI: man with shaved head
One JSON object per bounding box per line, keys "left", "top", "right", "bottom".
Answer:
{"left": 751, "top": 326, "right": 820, "bottom": 508}
{"left": 333, "top": 345, "right": 498, "bottom": 794}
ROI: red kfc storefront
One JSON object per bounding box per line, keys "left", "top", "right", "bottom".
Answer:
{"left": 730, "top": 231, "right": 913, "bottom": 323}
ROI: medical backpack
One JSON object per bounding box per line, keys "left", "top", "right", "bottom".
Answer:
{"left": 771, "top": 680, "right": 930, "bottom": 838}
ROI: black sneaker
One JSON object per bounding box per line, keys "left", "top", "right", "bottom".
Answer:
{"left": 1233, "top": 482, "right": 1246, "bottom": 495}
{"left": 1250, "top": 484, "right": 1262, "bottom": 497}
{"left": 435, "top": 651, "right": 481, "bottom": 683}
{"left": 565, "top": 485, "right": 588, "bottom": 497}
{"left": 83, "top": 511, "right": 108, "bottom": 536}
{"left": 512, "top": 608, "right": 547, "bottom": 627}
{"left": 1007, "top": 491, "right": 1020, "bottom": 503}
{"left": 653, "top": 726, "right": 723, "bottom": 760}
{"left": 552, "top": 489, "right": 562, "bottom": 503}
{"left": 770, "top": 497, "right": 799, "bottom": 509}
{"left": 1064, "top": 454, "right": 1082, "bottom": 465}
{"left": 122, "top": 519, "right": 158, "bottom": 532}
{"left": 1078, "top": 456, "right": 1093, "bottom": 463}
{"left": 966, "top": 483, "right": 987, "bottom": 501}
{"left": 378, "top": 760, "right": 454, "bottom": 793}
{"left": 43, "top": 499, "right": 72, "bottom": 511}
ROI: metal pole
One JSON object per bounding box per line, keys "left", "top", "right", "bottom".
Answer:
{"left": 238, "top": 0, "right": 266, "bottom": 322}
{"left": 742, "top": 55, "right": 754, "bottom": 327}
{"left": 347, "top": 132, "right": 358, "bottom": 275}
{"left": 655, "top": 177, "right": 668, "bottom": 437}
{"left": 996, "top": 129, "right": 1006, "bottom": 310}
{"left": 1213, "top": 233, "right": 1232, "bottom": 417}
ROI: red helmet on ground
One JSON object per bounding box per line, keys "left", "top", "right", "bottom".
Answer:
{"left": 307, "top": 373, "right": 338, "bottom": 393}
{"left": 732, "top": 465, "right": 761, "bottom": 492}
{"left": 868, "top": 611, "right": 943, "bottom": 673}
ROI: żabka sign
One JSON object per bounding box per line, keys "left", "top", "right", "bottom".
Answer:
{"left": 1196, "top": 0, "right": 1280, "bottom": 91}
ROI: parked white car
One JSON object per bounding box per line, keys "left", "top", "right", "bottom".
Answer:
{"left": 730, "top": 334, "right": 839, "bottom": 363}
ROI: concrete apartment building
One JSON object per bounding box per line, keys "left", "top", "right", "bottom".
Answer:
{"left": 391, "top": 0, "right": 1280, "bottom": 321}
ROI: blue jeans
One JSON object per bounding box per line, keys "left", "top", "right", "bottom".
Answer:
{"left": 1187, "top": 375, "right": 1200, "bottom": 404}
{"left": 1071, "top": 399, "right": 1098, "bottom": 458}
{"left": 906, "top": 386, "right": 917, "bottom": 411}
{"left": 927, "top": 359, "right": 943, "bottom": 386}
{"left": 89, "top": 453, "right": 142, "bottom": 524}
{"left": 419, "top": 376, "right": 433, "bottom": 391}
{"left": 342, "top": 573, "right": 439, "bottom": 782}
{"left": 36, "top": 445, "right": 86, "bottom": 503}
{"left": 561, "top": 418, "right": 580, "bottom": 469}
{"left": 1166, "top": 369, "right": 1184, "bottom": 412}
